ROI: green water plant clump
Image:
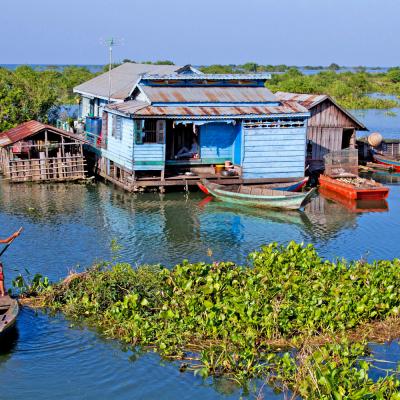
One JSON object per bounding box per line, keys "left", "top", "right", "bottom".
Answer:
{"left": 25, "top": 242, "right": 400, "bottom": 398}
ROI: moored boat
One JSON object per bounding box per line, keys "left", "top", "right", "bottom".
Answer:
{"left": 319, "top": 174, "right": 389, "bottom": 200}
{"left": 199, "top": 179, "right": 315, "bottom": 210}
{"left": 197, "top": 177, "right": 308, "bottom": 195}
{"left": 373, "top": 153, "right": 400, "bottom": 172}
{"left": 0, "top": 296, "right": 19, "bottom": 336}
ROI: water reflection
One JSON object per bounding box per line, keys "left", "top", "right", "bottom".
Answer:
{"left": 0, "top": 327, "right": 18, "bottom": 360}
{"left": 318, "top": 188, "right": 389, "bottom": 213}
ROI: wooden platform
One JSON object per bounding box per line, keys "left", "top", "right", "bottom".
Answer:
{"left": 99, "top": 170, "right": 303, "bottom": 192}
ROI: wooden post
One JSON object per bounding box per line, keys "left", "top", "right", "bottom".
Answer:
{"left": 44, "top": 129, "right": 49, "bottom": 179}
{"left": 39, "top": 152, "right": 46, "bottom": 180}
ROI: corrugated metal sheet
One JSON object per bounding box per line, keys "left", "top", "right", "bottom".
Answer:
{"left": 106, "top": 100, "right": 309, "bottom": 118}
{"left": 275, "top": 92, "right": 327, "bottom": 108}
{"left": 73, "top": 63, "right": 184, "bottom": 100}
{"left": 275, "top": 91, "right": 367, "bottom": 130}
{"left": 140, "top": 86, "right": 277, "bottom": 103}
{"left": 0, "top": 120, "right": 87, "bottom": 146}
{"left": 141, "top": 73, "right": 272, "bottom": 81}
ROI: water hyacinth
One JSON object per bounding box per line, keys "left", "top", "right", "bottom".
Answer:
{"left": 20, "top": 242, "right": 400, "bottom": 398}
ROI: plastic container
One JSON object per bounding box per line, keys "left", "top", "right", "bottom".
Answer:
{"left": 214, "top": 165, "right": 225, "bottom": 174}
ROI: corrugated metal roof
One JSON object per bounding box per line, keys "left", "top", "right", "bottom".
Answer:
{"left": 0, "top": 120, "right": 87, "bottom": 146}
{"left": 275, "top": 91, "right": 367, "bottom": 130}
{"left": 141, "top": 73, "right": 272, "bottom": 81}
{"left": 140, "top": 86, "right": 278, "bottom": 103}
{"left": 73, "top": 63, "right": 184, "bottom": 100}
{"left": 275, "top": 92, "right": 328, "bottom": 108}
{"left": 106, "top": 100, "right": 309, "bottom": 118}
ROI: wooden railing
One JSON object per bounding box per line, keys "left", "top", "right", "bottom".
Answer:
{"left": 7, "top": 154, "right": 86, "bottom": 182}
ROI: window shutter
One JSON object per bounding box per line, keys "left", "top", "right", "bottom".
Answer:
{"left": 101, "top": 112, "right": 108, "bottom": 149}
{"left": 112, "top": 115, "right": 117, "bottom": 137}
{"left": 134, "top": 120, "right": 144, "bottom": 144}
{"left": 156, "top": 120, "right": 165, "bottom": 144}
{"left": 116, "top": 116, "right": 122, "bottom": 140}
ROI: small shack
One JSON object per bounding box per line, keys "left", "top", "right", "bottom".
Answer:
{"left": 275, "top": 92, "right": 367, "bottom": 170}
{"left": 0, "top": 121, "right": 87, "bottom": 183}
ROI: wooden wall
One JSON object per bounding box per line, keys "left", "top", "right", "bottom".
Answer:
{"left": 242, "top": 126, "right": 306, "bottom": 179}
{"left": 308, "top": 127, "right": 343, "bottom": 160}
{"left": 308, "top": 100, "right": 358, "bottom": 128}
{"left": 133, "top": 143, "right": 165, "bottom": 171}
{"left": 307, "top": 99, "right": 359, "bottom": 161}
{"left": 102, "top": 114, "right": 134, "bottom": 171}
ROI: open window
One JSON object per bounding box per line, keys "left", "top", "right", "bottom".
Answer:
{"left": 165, "top": 121, "right": 199, "bottom": 160}
{"left": 134, "top": 119, "right": 165, "bottom": 144}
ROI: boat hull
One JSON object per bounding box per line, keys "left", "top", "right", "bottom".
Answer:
{"left": 0, "top": 296, "right": 19, "bottom": 336}
{"left": 373, "top": 154, "right": 400, "bottom": 172}
{"left": 319, "top": 175, "right": 389, "bottom": 200}
{"left": 203, "top": 180, "right": 315, "bottom": 210}
{"left": 197, "top": 177, "right": 308, "bottom": 195}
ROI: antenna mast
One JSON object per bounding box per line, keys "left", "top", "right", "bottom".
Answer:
{"left": 100, "top": 37, "right": 123, "bottom": 104}
{"left": 106, "top": 37, "right": 115, "bottom": 104}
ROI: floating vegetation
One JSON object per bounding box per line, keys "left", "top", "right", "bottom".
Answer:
{"left": 19, "top": 242, "right": 400, "bottom": 398}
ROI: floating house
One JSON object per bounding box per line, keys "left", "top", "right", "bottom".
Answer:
{"left": 73, "top": 63, "right": 201, "bottom": 118}
{"left": 275, "top": 92, "right": 367, "bottom": 170}
{"left": 87, "top": 73, "right": 310, "bottom": 190}
{"left": 0, "top": 121, "right": 87, "bottom": 183}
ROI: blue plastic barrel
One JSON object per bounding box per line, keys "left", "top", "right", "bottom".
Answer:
{"left": 92, "top": 118, "right": 102, "bottom": 137}
{"left": 85, "top": 116, "right": 93, "bottom": 134}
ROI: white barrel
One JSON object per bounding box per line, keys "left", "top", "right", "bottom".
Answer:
{"left": 368, "top": 132, "right": 383, "bottom": 147}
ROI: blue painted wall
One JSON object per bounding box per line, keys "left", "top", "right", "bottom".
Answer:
{"left": 199, "top": 123, "right": 236, "bottom": 163}
{"left": 102, "top": 113, "right": 134, "bottom": 170}
{"left": 233, "top": 123, "right": 242, "bottom": 165}
{"left": 133, "top": 143, "right": 165, "bottom": 171}
{"left": 242, "top": 126, "right": 307, "bottom": 179}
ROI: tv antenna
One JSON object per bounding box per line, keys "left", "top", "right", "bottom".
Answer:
{"left": 100, "top": 37, "right": 123, "bottom": 103}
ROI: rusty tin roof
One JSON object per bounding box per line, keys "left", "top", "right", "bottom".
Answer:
{"left": 140, "top": 86, "right": 278, "bottom": 103}
{"left": 275, "top": 92, "right": 367, "bottom": 130}
{"left": 0, "top": 121, "right": 87, "bottom": 146}
{"left": 107, "top": 100, "right": 309, "bottom": 119}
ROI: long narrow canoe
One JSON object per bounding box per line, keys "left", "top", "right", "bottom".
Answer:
{"left": 198, "top": 177, "right": 309, "bottom": 196}
{"left": 0, "top": 296, "right": 19, "bottom": 336}
{"left": 200, "top": 179, "right": 315, "bottom": 210}
{"left": 373, "top": 153, "right": 400, "bottom": 172}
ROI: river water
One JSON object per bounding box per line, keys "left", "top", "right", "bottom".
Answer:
{"left": 1, "top": 109, "right": 400, "bottom": 399}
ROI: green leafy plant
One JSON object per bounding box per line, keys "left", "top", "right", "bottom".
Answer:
{"left": 25, "top": 242, "right": 400, "bottom": 397}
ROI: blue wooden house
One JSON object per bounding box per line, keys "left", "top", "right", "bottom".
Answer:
{"left": 86, "top": 73, "right": 310, "bottom": 190}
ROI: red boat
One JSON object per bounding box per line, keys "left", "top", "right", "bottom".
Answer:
{"left": 319, "top": 175, "right": 389, "bottom": 200}
{"left": 373, "top": 153, "right": 400, "bottom": 172}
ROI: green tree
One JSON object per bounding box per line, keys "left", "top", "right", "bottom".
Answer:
{"left": 387, "top": 67, "right": 400, "bottom": 83}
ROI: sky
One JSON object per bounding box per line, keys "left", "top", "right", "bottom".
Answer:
{"left": 0, "top": 0, "right": 399, "bottom": 67}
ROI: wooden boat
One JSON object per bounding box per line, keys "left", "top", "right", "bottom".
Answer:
{"left": 199, "top": 179, "right": 315, "bottom": 210}
{"left": 0, "top": 296, "right": 19, "bottom": 336}
{"left": 373, "top": 153, "right": 400, "bottom": 172}
{"left": 197, "top": 177, "right": 308, "bottom": 195}
{"left": 319, "top": 174, "right": 389, "bottom": 200}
